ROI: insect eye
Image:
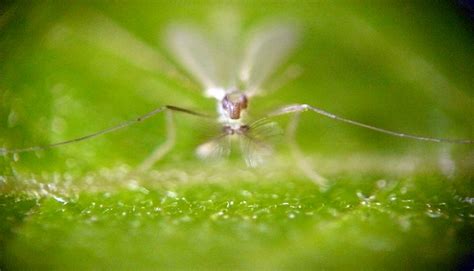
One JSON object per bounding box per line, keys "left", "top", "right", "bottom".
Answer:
{"left": 221, "top": 96, "right": 232, "bottom": 111}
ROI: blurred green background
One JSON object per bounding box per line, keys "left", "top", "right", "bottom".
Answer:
{"left": 0, "top": 1, "right": 473, "bottom": 270}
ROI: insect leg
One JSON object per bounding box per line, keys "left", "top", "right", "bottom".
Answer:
{"left": 286, "top": 111, "right": 328, "bottom": 187}
{"left": 269, "top": 104, "right": 473, "bottom": 144}
{"left": 0, "top": 105, "right": 210, "bottom": 155}
{"left": 137, "top": 110, "right": 176, "bottom": 172}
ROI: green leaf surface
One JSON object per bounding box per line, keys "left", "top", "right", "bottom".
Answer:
{"left": 1, "top": 1, "right": 473, "bottom": 270}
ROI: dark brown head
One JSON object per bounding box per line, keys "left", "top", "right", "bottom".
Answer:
{"left": 222, "top": 92, "right": 248, "bottom": 120}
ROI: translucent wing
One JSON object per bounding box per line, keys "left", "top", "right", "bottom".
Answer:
{"left": 239, "top": 135, "right": 273, "bottom": 168}
{"left": 166, "top": 25, "right": 219, "bottom": 91}
{"left": 165, "top": 24, "right": 238, "bottom": 99}
{"left": 239, "top": 21, "right": 300, "bottom": 96}
{"left": 239, "top": 121, "right": 283, "bottom": 167}
{"left": 196, "top": 135, "right": 231, "bottom": 160}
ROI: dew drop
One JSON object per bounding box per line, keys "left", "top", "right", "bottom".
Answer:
{"left": 53, "top": 195, "right": 68, "bottom": 205}
{"left": 426, "top": 208, "right": 443, "bottom": 218}
{"left": 462, "top": 197, "right": 474, "bottom": 205}
{"left": 166, "top": 191, "right": 177, "bottom": 198}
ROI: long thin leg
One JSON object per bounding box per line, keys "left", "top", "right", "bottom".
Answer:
{"left": 269, "top": 104, "right": 473, "bottom": 144}
{"left": 287, "top": 111, "right": 328, "bottom": 187}
{"left": 137, "top": 110, "right": 176, "bottom": 172}
{"left": 0, "top": 105, "right": 209, "bottom": 155}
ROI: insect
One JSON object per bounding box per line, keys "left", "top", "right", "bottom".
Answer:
{"left": 1, "top": 15, "right": 472, "bottom": 186}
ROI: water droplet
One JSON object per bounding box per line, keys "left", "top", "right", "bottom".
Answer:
{"left": 461, "top": 197, "right": 474, "bottom": 205}
{"left": 357, "top": 192, "right": 375, "bottom": 202}
{"left": 166, "top": 191, "right": 177, "bottom": 198}
{"left": 210, "top": 211, "right": 224, "bottom": 220}
{"left": 53, "top": 195, "right": 68, "bottom": 205}
{"left": 426, "top": 208, "right": 443, "bottom": 218}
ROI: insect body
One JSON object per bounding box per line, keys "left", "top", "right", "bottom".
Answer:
{"left": 161, "top": 20, "right": 301, "bottom": 166}
{"left": 1, "top": 16, "right": 472, "bottom": 186}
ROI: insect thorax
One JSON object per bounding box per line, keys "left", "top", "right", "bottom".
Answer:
{"left": 222, "top": 124, "right": 250, "bottom": 135}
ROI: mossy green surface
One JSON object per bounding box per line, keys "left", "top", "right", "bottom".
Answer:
{"left": 1, "top": 170, "right": 473, "bottom": 270}
{"left": 1, "top": 1, "right": 473, "bottom": 270}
